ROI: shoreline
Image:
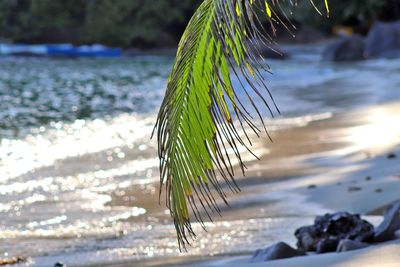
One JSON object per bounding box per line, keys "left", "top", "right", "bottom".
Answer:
{"left": 7, "top": 100, "right": 398, "bottom": 267}
{"left": 203, "top": 101, "right": 400, "bottom": 221}
{"left": 89, "top": 101, "right": 400, "bottom": 267}
{"left": 194, "top": 101, "right": 400, "bottom": 267}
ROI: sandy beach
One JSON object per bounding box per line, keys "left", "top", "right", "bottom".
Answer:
{"left": 89, "top": 101, "right": 400, "bottom": 267}
{"left": 202, "top": 101, "right": 400, "bottom": 267}
{"left": 201, "top": 239, "right": 400, "bottom": 267}
{"left": 4, "top": 99, "right": 399, "bottom": 267}
{"left": 194, "top": 101, "right": 400, "bottom": 267}
{"left": 2, "top": 53, "right": 400, "bottom": 267}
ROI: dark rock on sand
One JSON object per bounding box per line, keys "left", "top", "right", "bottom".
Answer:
{"left": 295, "top": 225, "right": 319, "bottom": 251}
{"left": 251, "top": 242, "right": 306, "bottom": 262}
{"left": 307, "top": 184, "right": 317, "bottom": 189}
{"left": 348, "top": 186, "right": 362, "bottom": 192}
{"left": 374, "top": 200, "right": 400, "bottom": 242}
{"left": 387, "top": 153, "right": 397, "bottom": 159}
{"left": 316, "top": 237, "right": 339, "bottom": 253}
{"left": 323, "top": 35, "right": 365, "bottom": 61}
{"left": 295, "top": 212, "right": 374, "bottom": 252}
{"left": 54, "top": 262, "right": 67, "bottom": 267}
{"left": 365, "top": 21, "right": 400, "bottom": 59}
{"left": 336, "top": 239, "right": 369, "bottom": 252}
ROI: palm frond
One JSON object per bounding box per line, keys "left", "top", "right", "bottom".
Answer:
{"left": 153, "top": 0, "right": 329, "bottom": 248}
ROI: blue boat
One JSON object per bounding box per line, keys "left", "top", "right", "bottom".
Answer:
{"left": 47, "top": 44, "right": 122, "bottom": 57}
{"left": 0, "top": 43, "right": 122, "bottom": 57}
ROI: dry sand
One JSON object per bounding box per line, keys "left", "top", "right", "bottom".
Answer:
{"left": 203, "top": 239, "right": 400, "bottom": 267}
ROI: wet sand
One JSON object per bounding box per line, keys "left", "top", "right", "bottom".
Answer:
{"left": 110, "top": 101, "right": 400, "bottom": 221}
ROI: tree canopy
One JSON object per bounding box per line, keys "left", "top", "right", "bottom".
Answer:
{"left": 1, "top": 0, "right": 400, "bottom": 48}
{"left": 293, "top": 0, "right": 400, "bottom": 34}
{"left": 0, "top": 0, "right": 199, "bottom": 48}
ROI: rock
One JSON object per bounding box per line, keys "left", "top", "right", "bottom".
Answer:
{"left": 375, "top": 188, "right": 383, "bottom": 193}
{"left": 323, "top": 35, "right": 366, "bottom": 61}
{"left": 348, "top": 186, "right": 362, "bottom": 192}
{"left": 365, "top": 176, "right": 372, "bottom": 181}
{"left": 295, "top": 225, "right": 320, "bottom": 252}
{"left": 307, "top": 184, "right": 317, "bottom": 189}
{"left": 387, "top": 153, "right": 397, "bottom": 159}
{"left": 295, "top": 212, "right": 374, "bottom": 252}
{"left": 316, "top": 237, "right": 339, "bottom": 253}
{"left": 54, "top": 262, "right": 67, "bottom": 267}
{"left": 336, "top": 239, "right": 370, "bottom": 252}
{"left": 374, "top": 200, "right": 400, "bottom": 242}
{"left": 319, "top": 212, "right": 375, "bottom": 242}
{"left": 365, "top": 21, "right": 400, "bottom": 58}
{"left": 251, "top": 242, "right": 306, "bottom": 262}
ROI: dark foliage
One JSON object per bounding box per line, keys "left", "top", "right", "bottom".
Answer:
{"left": 293, "top": 0, "right": 400, "bottom": 34}
{"left": 2, "top": 0, "right": 400, "bottom": 48}
{"left": 0, "top": 0, "right": 199, "bottom": 48}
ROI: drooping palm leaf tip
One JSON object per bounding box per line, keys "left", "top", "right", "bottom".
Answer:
{"left": 153, "top": 0, "right": 329, "bottom": 248}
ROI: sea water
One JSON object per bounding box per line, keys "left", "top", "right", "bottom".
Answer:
{"left": 1, "top": 45, "right": 400, "bottom": 266}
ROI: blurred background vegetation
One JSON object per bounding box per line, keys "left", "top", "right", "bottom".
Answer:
{"left": 0, "top": 0, "right": 400, "bottom": 48}
{"left": 0, "top": 0, "right": 200, "bottom": 48}
{"left": 294, "top": 0, "right": 400, "bottom": 34}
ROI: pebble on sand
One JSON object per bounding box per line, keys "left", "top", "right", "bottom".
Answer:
{"left": 348, "top": 186, "right": 362, "bottom": 192}
{"left": 0, "top": 257, "right": 25, "bottom": 266}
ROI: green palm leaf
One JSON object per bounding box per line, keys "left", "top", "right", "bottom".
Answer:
{"left": 154, "top": 0, "right": 329, "bottom": 248}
